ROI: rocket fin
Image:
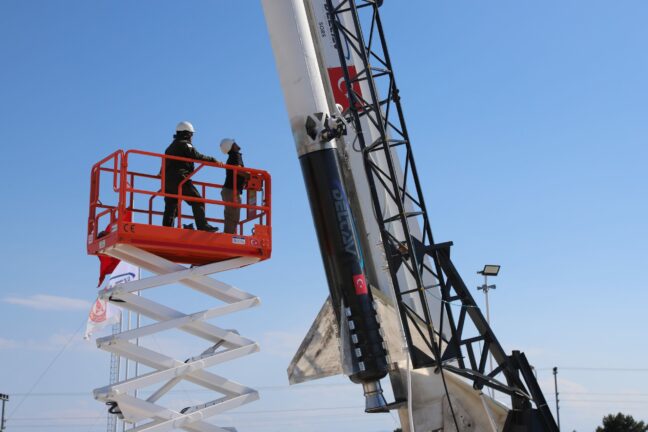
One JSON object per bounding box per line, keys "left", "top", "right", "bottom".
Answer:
{"left": 287, "top": 287, "right": 403, "bottom": 385}
{"left": 287, "top": 296, "right": 343, "bottom": 384}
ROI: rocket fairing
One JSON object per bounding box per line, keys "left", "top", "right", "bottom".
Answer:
{"left": 261, "top": 0, "right": 389, "bottom": 412}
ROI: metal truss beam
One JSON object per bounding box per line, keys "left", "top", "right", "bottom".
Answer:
{"left": 326, "top": 1, "right": 558, "bottom": 429}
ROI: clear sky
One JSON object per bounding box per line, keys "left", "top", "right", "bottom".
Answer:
{"left": 1, "top": 1, "right": 647, "bottom": 431}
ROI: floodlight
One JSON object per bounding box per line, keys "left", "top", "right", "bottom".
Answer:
{"left": 478, "top": 265, "right": 500, "bottom": 276}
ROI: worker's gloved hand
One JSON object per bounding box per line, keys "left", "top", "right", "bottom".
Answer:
{"left": 208, "top": 157, "right": 224, "bottom": 168}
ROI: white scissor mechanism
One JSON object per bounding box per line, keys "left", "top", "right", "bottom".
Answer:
{"left": 94, "top": 244, "right": 260, "bottom": 432}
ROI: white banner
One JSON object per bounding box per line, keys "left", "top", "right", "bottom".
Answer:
{"left": 84, "top": 261, "right": 139, "bottom": 340}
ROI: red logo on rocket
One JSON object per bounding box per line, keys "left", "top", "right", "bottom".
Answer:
{"left": 327, "top": 66, "right": 362, "bottom": 112}
{"left": 353, "top": 273, "right": 368, "bottom": 295}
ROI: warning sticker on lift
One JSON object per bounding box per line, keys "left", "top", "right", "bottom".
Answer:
{"left": 232, "top": 236, "right": 246, "bottom": 245}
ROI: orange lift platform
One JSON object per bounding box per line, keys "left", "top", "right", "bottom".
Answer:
{"left": 86, "top": 149, "right": 271, "bottom": 431}
{"left": 87, "top": 149, "right": 272, "bottom": 265}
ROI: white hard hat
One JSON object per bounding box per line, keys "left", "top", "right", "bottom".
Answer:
{"left": 176, "top": 121, "right": 195, "bottom": 133}
{"left": 220, "top": 138, "right": 235, "bottom": 154}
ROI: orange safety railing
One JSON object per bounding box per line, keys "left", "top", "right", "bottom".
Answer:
{"left": 88, "top": 149, "right": 271, "bottom": 252}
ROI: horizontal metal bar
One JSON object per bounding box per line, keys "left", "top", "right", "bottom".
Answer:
{"left": 102, "top": 252, "right": 258, "bottom": 303}
{"left": 95, "top": 342, "right": 256, "bottom": 398}
{"left": 107, "top": 344, "right": 258, "bottom": 395}
{"left": 99, "top": 293, "right": 254, "bottom": 347}
{"left": 105, "top": 298, "right": 259, "bottom": 343}
{"left": 443, "top": 364, "right": 529, "bottom": 398}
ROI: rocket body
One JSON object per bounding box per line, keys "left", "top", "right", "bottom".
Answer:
{"left": 262, "top": 1, "right": 510, "bottom": 429}
{"left": 261, "top": 0, "right": 388, "bottom": 405}
{"left": 300, "top": 149, "right": 387, "bottom": 384}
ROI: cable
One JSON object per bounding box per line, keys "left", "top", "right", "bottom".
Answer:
{"left": 6, "top": 412, "right": 388, "bottom": 429}
{"left": 8, "top": 405, "right": 370, "bottom": 421}
{"left": 406, "top": 351, "right": 415, "bottom": 431}
{"left": 434, "top": 273, "right": 461, "bottom": 432}
{"left": 560, "top": 399, "right": 648, "bottom": 404}
{"left": 427, "top": 290, "right": 480, "bottom": 309}
{"left": 7, "top": 319, "right": 86, "bottom": 419}
{"left": 7, "top": 381, "right": 366, "bottom": 398}
{"left": 17, "top": 383, "right": 648, "bottom": 398}
{"left": 86, "top": 411, "right": 107, "bottom": 432}
{"left": 438, "top": 318, "right": 461, "bottom": 431}
{"left": 536, "top": 367, "right": 648, "bottom": 372}
{"left": 561, "top": 392, "right": 648, "bottom": 396}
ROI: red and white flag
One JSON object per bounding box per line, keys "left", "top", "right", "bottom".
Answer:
{"left": 96, "top": 210, "right": 132, "bottom": 287}
{"left": 85, "top": 261, "right": 139, "bottom": 339}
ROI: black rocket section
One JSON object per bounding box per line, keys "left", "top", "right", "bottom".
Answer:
{"left": 299, "top": 147, "right": 388, "bottom": 384}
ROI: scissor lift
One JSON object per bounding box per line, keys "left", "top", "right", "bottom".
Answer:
{"left": 87, "top": 150, "right": 271, "bottom": 431}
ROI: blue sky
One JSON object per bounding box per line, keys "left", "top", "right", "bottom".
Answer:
{"left": 1, "top": 1, "right": 647, "bottom": 431}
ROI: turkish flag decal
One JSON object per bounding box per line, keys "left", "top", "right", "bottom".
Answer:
{"left": 353, "top": 273, "right": 368, "bottom": 295}
{"left": 327, "top": 66, "right": 362, "bottom": 112}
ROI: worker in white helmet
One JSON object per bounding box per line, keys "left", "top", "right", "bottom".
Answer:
{"left": 219, "top": 138, "right": 250, "bottom": 234}
{"left": 162, "top": 121, "right": 223, "bottom": 231}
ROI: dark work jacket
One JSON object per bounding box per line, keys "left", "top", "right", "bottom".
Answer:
{"left": 164, "top": 139, "right": 216, "bottom": 188}
{"left": 224, "top": 150, "right": 245, "bottom": 194}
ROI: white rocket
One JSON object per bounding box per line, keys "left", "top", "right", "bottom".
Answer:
{"left": 261, "top": 1, "right": 508, "bottom": 430}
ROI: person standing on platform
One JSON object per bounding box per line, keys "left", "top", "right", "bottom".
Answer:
{"left": 220, "top": 138, "right": 250, "bottom": 234}
{"left": 162, "top": 121, "right": 223, "bottom": 232}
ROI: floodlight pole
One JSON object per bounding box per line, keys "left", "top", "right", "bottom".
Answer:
{"left": 479, "top": 273, "right": 495, "bottom": 326}
{"left": 0, "top": 393, "right": 9, "bottom": 432}
{"left": 553, "top": 367, "right": 560, "bottom": 430}
{"left": 478, "top": 269, "right": 497, "bottom": 397}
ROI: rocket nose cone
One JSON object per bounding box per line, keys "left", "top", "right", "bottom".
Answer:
{"left": 363, "top": 381, "right": 388, "bottom": 413}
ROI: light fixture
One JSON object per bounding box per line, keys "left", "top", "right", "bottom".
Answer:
{"left": 478, "top": 264, "right": 500, "bottom": 276}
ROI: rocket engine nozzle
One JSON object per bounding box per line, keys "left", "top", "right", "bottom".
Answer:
{"left": 363, "top": 381, "right": 388, "bottom": 413}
